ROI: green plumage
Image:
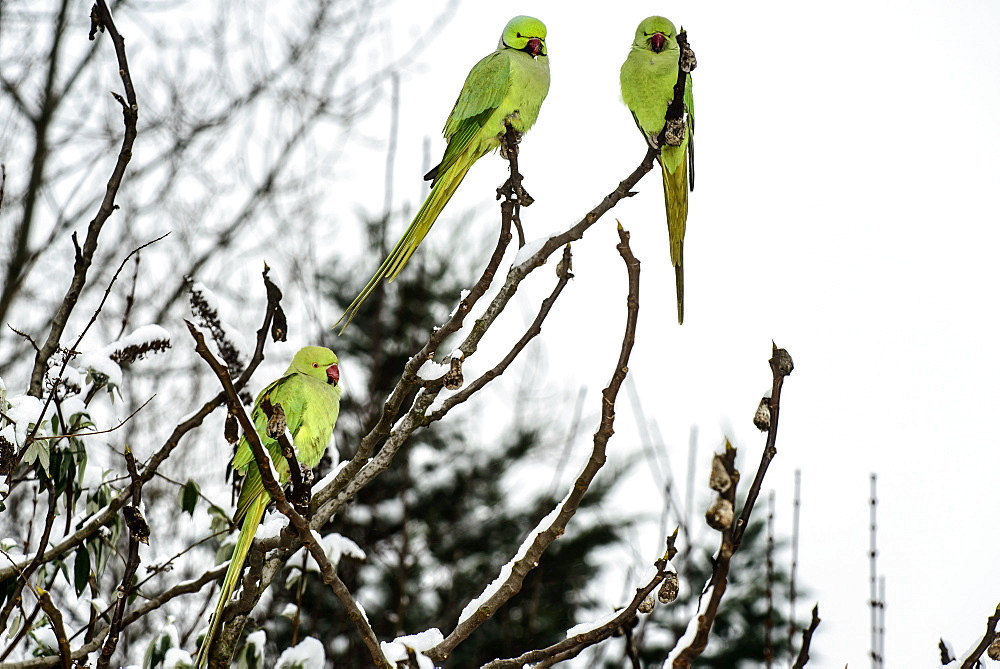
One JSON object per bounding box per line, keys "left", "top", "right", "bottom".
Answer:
{"left": 620, "top": 16, "right": 695, "bottom": 324}
{"left": 196, "top": 346, "right": 342, "bottom": 667}
{"left": 335, "top": 15, "right": 550, "bottom": 332}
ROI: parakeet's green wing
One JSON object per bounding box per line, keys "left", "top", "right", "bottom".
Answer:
{"left": 230, "top": 374, "right": 303, "bottom": 522}
{"left": 432, "top": 51, "right": 513, "bottom": 180}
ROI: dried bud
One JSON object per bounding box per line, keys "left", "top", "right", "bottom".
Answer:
{"left": 771, "top": 345, "right": 794, "bottom": 377}
{"left": 272, "top": 305, "right": 288, "bottom": 342}
{"left": 988, "top": 632, "right": 1000, "bottom": 661}
{"left": 658, "top": 571, "right": 679, "bottom": 604}
{"left": 709, "top": 453, "right": 732, "bottom": 493}
{"left": 663, "top": 117, "right": 686, "bottom": 147}
{"left": 754, "top": 396, "right": 771, "bottom": 431}
{"left": 678, "top": 31, "right": 697, "bottom": 73}
{"left": 444, "top": 357, "right": 464, "bottom": 390}
{"left": 680, "top": 48, "right": 697, "bottom": 73}
{"left": 638, "top": 595, "right": 655, "bottom": 614}
{"left": 266, "top": 401, "right": 287, "bottom": 439}
{"left": 224, "top": 409, "right": 240, "bottom": 444}
{"left": 0, "top": 435, "right": 14, "bottom": 476}
{"left": 122, "top": 505, "right": 150, "bottom": 545}
{"left": 706, "top": 497, "right": 734, "bottom": 531}
{"left": 556, "top": 246, "right": 573, "bottom": 277}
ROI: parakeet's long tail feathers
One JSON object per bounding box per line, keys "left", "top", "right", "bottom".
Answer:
{"left": 334, "top": 153, "right": 477, "bottom": 333}
{"left": 195, "top": 494, "right": 269, "bottom": 668}
{"left": 660, "top": 151, "right": 688, "bottom": 325}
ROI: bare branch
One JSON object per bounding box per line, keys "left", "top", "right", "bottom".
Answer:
{"left": 96, "top": 446, "right": 148, "bottom": 668}
{"left": 33, "top": 395, "right": 153, "bottom": 441}
{"left": 428, "top": 223, "right": 641, "bottom": 662}
{"left": 961, "top": 603, "right": 1000, "bottom": 669}
{"left": 35, "top": 589, "right": 71, "bottom": 669}
{"left": 791, "top": 605, "right": 821, "bottom": 669}
{"left": 28, "top": 0, "right": 140, "bottom": 398}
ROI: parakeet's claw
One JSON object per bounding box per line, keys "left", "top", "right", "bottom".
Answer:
{"left": 496, "top": 175, "right": 534, "bottom": 206}
{"left": 499, "top": 118, "right": 524, "bottom": 159}
{"left": 645, "top": 133, "right": 661, "bottom": 151}
{"left": 663, "top": 117, "right": 686, "bottom": 147}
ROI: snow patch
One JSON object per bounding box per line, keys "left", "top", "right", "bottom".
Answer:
{"left": 4, "top": 395, "right": 43, "bottom": 445}
{"left": 275, "top": 636, "right": 325, "bottom": 669}
{"left": 163, "top": 647, "right": 193, "bottom": 668}
{"left": 566, "top": 609, "right": 621, "bottom": 637}
{"left": 513, "top": 235, "right": 553, "bottom": 266}
{"left": 380, "top": 628, "right": 443, "bottom": 669}
{"left": 303, "top": 533, "right": 366, "bottom": 573}
{"left": 416, "top": 358, "right": 449, "bottom": 381}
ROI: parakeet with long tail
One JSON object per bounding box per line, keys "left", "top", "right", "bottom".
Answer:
{"left": 620, "top": 16, "right": 695, "bottom": 324}
{"left": 335, "top": 15, "right": 550, "bottom": 332}
{"left": 196, "top": 346, "right": 341, "bottom": 667}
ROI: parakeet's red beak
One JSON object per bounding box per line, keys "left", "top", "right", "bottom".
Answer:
{"left": 327, "top": 364, "right": 340, "bottom": 385}
{"left": 651, "top": 33, "right": 666, "bottom": 52}
{"left": 526, "top": 38, "right": 542, "bottom": 57}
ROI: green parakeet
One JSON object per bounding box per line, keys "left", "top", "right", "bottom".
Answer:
{"left": 196, "top": 346, "right": 342, "bottom": 667}
{"left": 335, "top": 15, "right": 550, "bottom": 332}
{"left": 620, "top": 16, "right": 694, "bottom": 324}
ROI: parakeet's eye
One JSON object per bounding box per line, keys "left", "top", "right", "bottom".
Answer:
{"left": 312, "top": 362, "right": 319, "bottom": 368}
{"left": 516, "top": 32, "right": 522, "bottom": 38}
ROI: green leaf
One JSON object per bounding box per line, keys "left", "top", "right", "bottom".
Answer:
{"left": 208, "top": 503, "right": 231, "bottom": 535}
{"left": 143, "top": 626, "right": 173, "bottom": 669}
{"left": 178, "top": 479, "right": 200, "bottom": 516}
{"left": 74, "top": 545, "right": 91, "bottom": 596}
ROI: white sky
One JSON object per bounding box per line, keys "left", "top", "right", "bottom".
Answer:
{"left": 321, "top": 0, "right": 1000, "bottom": 665}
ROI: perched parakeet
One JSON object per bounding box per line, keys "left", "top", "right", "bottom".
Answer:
{"left": 334, "top": 15, "right": 550, "bottom": 332}
{"left": 196, "top": 346, "right": 341, "bottom": 667}
{"left": 620, "top": 16, "right": 694, "bottom": 324}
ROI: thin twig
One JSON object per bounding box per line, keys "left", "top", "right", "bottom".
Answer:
{"left": 791, "top": 605, "right": 821, "bottom": 669}
{"left": 423, "top": 244, "right": 574, "bottom": 422}
{"left": 35, "top": 589, "right": 71, "bottom": 669}
{"left": 96, "top": 446, "right": 148, "bottom": 668}
{"left": 960, "top": 603, "right": 1000, "bottom": 669}
{"left": 33, "top": 396, "right": 154, "bottom": 440}
{"left": 428, "top": 223, "right": 641, "bottom": 662}
{"left": 0, "top": 476, "right": 58, "bottom": 657}
{"left": 27, "top": 0, "right": 139, "bottom": 398}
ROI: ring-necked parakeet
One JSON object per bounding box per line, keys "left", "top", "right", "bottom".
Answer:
{"left": 196, "top": 346, "right": 342, "bottom": 666}
{"left": 620, "top": 16, "right": 694, "bottom": 324}
{"left": 335, "top": 15, "right": 550, "bottom": 332}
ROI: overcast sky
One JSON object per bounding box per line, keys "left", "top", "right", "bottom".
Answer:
{"left": 331, "top": 1, "right": 1000, "bottom": 665}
